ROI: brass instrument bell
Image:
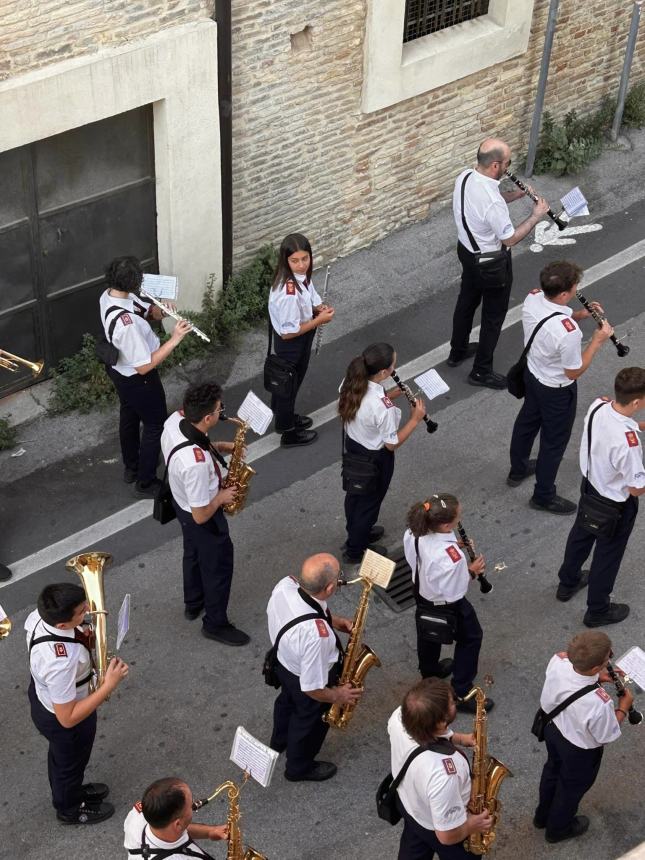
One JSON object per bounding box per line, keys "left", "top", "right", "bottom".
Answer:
{"left": 0, "top": 349, "right": 44, "bottom": 376}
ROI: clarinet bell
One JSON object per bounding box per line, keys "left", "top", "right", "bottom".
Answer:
{"left": 425, "top": 417, "right": 439, "bottom": 434}
{"left": 478, "top": 575, "right": 494, "bottom": 595}
{"left": 629, "top": 708, "right": 643, "bottom": 725}
{"left": 616, "top": 342, "right": 630, "bottom": 358}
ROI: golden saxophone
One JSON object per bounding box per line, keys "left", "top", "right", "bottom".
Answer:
{"left": 221, "top": 417, "right": 256, "bottom": 515}
{"left": 323, "top": 575, "right": 381, "bottom": 730}
{"left": 66, "top": 552, "right": 112, "bottom": 693}
{"left": 192, "top": 778, "right": 267, "bottom": 860}
{"left": 462, "top": 687, "right": 512, "bottom": 855}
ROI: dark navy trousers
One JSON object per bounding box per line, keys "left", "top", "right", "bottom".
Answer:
{"left": 558, "top": 482, "right": 638, "bottom": 614}
{"left": 106, "top": 366, "right": 167, "bottom": 483}
{"left": 344, "top": 438, "right": 395, "bottom": 557}
{"left": 29, "top": 680, "right": 97, "bottom": 816}
{"left": 270, "top": 328, "right": 315, "bottom": 432}
{"left": 416, "top": 597, "right": 482, "bottom": 696}
{"left": 173, "top": 504, "right": 233, "bottom": 630}
{"left": 535, "top": 721, "right": 603, "bottom": 838}
{"left": 397, "top": 797, "right": 473, "bottom": 859}
{"left": 509, "top": 370, "right": 577, "bottom": 504}
{"left": 270, "top": 662, "right": 339, "bottom": 778}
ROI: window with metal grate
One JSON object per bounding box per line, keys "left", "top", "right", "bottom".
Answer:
{"left": 403, "top": 0, "right": 491, "bottom": 42}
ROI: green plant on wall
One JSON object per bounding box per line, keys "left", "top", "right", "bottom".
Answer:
{"left": 0, "top": 416, "right": 17, "bottom": 450}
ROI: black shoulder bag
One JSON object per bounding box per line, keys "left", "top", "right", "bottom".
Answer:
{"left": 262, "top": 611, "right": 322, "bottom": 688}
{"left": 95, "top": 305, "right": 129, "bottom": 367}
{"left": 263, "top": 315, "right": 298, "bottom": 399}
{"left": 576, "top": 402, "right": 622, "bottom": 539}
{"left": 531, "top": 682, "right": 599, "bottom": 742}
{"left": 153, "top": 441, "right": 193, "bottom": 524}
{"left": 413, "top": 537, "right": 458, "bottom": 646}
{"left": 506, "top": 311, "right": 563, "bottom": 399}
{"left": 376, "top": 737, "right": 457, "bottom": 825}
{"left": 341, "top": 425, "right": 379, "bottom": 495}
{"left": 460, "top": 173, "right": 508, "bottom": 282}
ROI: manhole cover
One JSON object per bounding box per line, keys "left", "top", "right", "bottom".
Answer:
{"left": 373, "top": 545, "right": 415, "bottom": 612}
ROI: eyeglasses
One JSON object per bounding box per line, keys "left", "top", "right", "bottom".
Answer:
{"left": 208, "top": 404, "right": 225, "bottom": 417}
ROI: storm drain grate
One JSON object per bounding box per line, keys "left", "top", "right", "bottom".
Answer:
{"left": 373, "top": 546, "right": 415, "bottom": 612}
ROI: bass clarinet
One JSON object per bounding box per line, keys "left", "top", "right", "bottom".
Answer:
{"left": 576, "top": 291, "right": 629, "bottom": 357}
{"left": 607, "top": 661, "right": 643, "bottom": 725}
{"left": 390, "top": 371, "right": 438, "bottom": 433}
{"left": 456, "top": 521, "right": 493, "bottom": 594}
{"left": 313, "top": 265, "right": 331, "bottom": 356}
{"left": 504, "top": 170, "right": 567, "bottom": 231}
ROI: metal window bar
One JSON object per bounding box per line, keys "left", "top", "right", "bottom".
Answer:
{"left": 403, "top": 0, "right": 491, "bottom": 42}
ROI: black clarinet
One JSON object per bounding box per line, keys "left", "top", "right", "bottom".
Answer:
{"left": 607, "top": 661, "right": 643, "bottom": 725}
{"left": 504, "top": 170, "right": 567, "bottom": 231}
{"left": 576, "top": 291, "right": 630, "bottom": 357}
{"left": 456, "top": 521, "right": 493, "bottom": 594}
{"left": 390, "top": 371, "right": 438, "bottom": 433}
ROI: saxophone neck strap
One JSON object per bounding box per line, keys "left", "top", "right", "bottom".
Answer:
{"left": 296, "top": 586, "right": 344, "bottom": 658}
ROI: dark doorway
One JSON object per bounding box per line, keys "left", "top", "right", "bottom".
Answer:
{"left": 0, "top": 105, "right": 157, "bottom": 396}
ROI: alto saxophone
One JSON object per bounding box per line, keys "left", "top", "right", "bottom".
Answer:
{"left": 462, "top": 687, "right": 512, "bottom": 855}
{"left": 323, "top": 576, "right": 381, "bottom": 729}
{"left": 221, "top": 418, "right": 256, "bottom": 515}
{"left": 192, "top": 779, "right": 267, "bottom": 860}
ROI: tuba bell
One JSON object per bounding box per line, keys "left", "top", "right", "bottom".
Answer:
{"left": 66, "top": 552, "right": 111, "bottom": 692}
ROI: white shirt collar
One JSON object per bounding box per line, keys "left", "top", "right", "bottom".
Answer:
{"left": 367, "top": 380, "right": 385, "bottom": 395}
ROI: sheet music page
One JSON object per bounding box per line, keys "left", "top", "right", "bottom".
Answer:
{"left": 237, "top": 391, "right": 273, "bottom": 435}
{"left": 359, "top": 550, "right": 395, "bottom": 588}
{"left": 560, "top": 187, "right": 589, "bottom": 217}
{"left": 230, "top": 726, "right": 278, "bottom": 788}
{"left": 141, "top": 274, "right": 178, "bottom": 301}
{"left": 413, "top": 369, "right": 450, "bottom": 400}
{"left": 116, "top": 593, "right": 131, "bottom": 650}
{"left": 615, "top": 646, "right": 645, "bottom": 690}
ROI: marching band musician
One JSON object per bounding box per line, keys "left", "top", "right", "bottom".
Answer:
{"left": 534, "top": 631, "right": 632, "bottom": 844}
{"left": 267, "top": 553, "right": 360, "bottom": 782}
{"left": 388, "top": 677, "right": 491, "bottom": 859}
{"left": 26, "top": 583, "right": 129, "bottom": 825}
{"left": 124, "top": 777, "right": 228, "bottom": 858}
{"left": 339, "top": 342, "right": 425, "bottom": 565}
{"left": 267, "top": 233, "right": 335, "bottom": 448}
{"left": 507, "top": 261, "right": 612, "bottom": 515}
{"left": 404, "top": 495, "right": 493, "bottom": 714}
{"left": 100, "top": 256, "right": 192, "bottom": 497}
{"left": 160, "top": 382, "right": 250, "bottom": 647}
{"left": 556, "top": 367, "right": 645, "bottom": 627}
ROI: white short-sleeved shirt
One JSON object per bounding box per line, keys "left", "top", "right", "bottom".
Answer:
{"left": 25, "top": 610, "right": 92, "bottom": 713}
{"left": 161, "top": 411, "right": 221, "bottom": 513}
{"left": 388, "top": 707, "right": 470, "bottom": 832}
{"left": 99, "top": 290, "right": 159, "bottom": 377}
{"left": 344, "top": 381, "right": 401, "bottom": 450}
{"left": 523, "top": 291, "right": 582, "bottom": 387}
{"left": 579, "top": 398, "right": 645, "bottom": 501}
{"left": 403, "top": 530, "right": 470, "bottom": 603}
{"left": 453, "top": 169, "right": 515, "bottom": 253}
{"left": 268, "top": 273, "right": 322, "bottom": 336}
{"left": 267, "top": 576, "right": 339, "bottom": 692}
{"left": 123, "top": 804, "right": 207, "bottom": 858}
{"left": 540, "top": 653, "right": 621, "bottom": 749}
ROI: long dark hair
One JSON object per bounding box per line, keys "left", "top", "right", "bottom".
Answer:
{"left": 271, "top": 233, "right": 313, "bottom": 290}
{"left": 338, "top": 342, "right": 395, "bottom": 423}
{"left": 407, "top": 493, "right": 459, "bottom": 537}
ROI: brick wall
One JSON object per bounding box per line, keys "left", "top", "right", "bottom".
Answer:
{"left": 230, "top": 0, "right": 645, "bottom": 266}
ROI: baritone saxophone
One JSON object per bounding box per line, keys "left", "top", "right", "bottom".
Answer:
{"left": 221, "top": 417, "right": 256, "bottom": 515}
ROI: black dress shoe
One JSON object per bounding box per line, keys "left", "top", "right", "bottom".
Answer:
{"left": 545, "top": 815, "right": 589, "bottom": 843}
{"left": 82, "top": 783, "right": 110, "bottom": 802}
{"left": 0, "top": 563, "right": 12, "bottom": 582}
{"left": 285, "top": 761, "right": 337, "bottom": 782}
{"left": 556, "top": 571, "right": 590, "bottom": 602}
{"left": 280, "top": 429, "right": 318, "bottom": 448}
{"left": 342, "top": 544, "right": 388, "bottom": 564}
{"left": 184, "top": 604, "right": 204, "bottom": 620}
{"left": 202, "top": 623, "right": 251, "bottom": 646}
{"left": 57, "top": 801, "right": 115, "bottom": 825}
{"left": 294, "top": 414, "right": 313, "bottom": 429}
{"left": 533, "top": 815, "right": 547, "bottom": 830}
{"left": 432, "top": 658, "right": 454, "bottom": 679}
{"left": 446, "top": 342, "right": 479, "bottom": 367}
{"left": 506, "top": 459, "right": 537, "bottom": 487}
{"left": 123, "top": 467, "right": 137, "bottom": 484}
{"left": 467, "top": 370, "right": 507, "bottom": 390}
{"left": 133, "top": 478, "right": 162, "bottom": 497}
{"left": 529, "top": 495, "right": 577, "bottom": 515}
{"left": 456, "top": 696, "right": 495, "bottom": 714}
{"left": 583, "top": 603, "right": 630, "bottom": 628}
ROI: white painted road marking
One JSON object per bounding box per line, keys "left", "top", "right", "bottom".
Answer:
{"left": 530, "top": 221, "right": 604, "bottom": 252}
{"left": 4, "top": 237, "right": 645, "bottom": 588}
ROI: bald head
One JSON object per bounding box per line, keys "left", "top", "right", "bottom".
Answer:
{"left": 299, "top": 553, "right": 340, "bottom": 596}
{"left": 477, "top": 137, "right": 510, "bottom": 170}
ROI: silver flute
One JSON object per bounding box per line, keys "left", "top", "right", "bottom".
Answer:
{"left": 139, "top": 288, "right": 211, "bottom": 342}
{"left": 313, "top": 265, "right": 331, "bottom": 356}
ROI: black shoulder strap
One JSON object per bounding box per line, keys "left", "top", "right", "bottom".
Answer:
{"left": 103, "top": 304, "right": 129, "bottom": 343}
{"left": 585, "top": 401, "right": 610, "bottom": 484}
{"left": 390, "top": 737, "right": 457, "bottom": 794}
{"left": 412, "top": 536, "right": 420, "bottom": 601}
{"left": 543, "top": 682, "right": 600, "bottom": 724}
{"left": 161, "top": 440, "right": 194, "bottom": 487}
{"left": 297, "top": 586, "right": 344, "bottom": 657}
{"left": 272, "top": 612, "right": 323, "bottom": 654}
{"left": 521, "top": 311, "right": 564, "bottom": 361}
{"left": 29, "top": 625, "right": 93, "bottom": 688}
{"left": 267, "top": 314, "right": 273, "bottom": 358}
{"left": 128, "top": 824, "right": 216, "bottom": 859}
{"left": 460, "top": 172, "right": 480, "bottom": 254}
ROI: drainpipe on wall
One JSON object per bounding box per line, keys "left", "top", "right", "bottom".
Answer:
{"left": 213, "top": 0, "right": 233, "bottom": 287}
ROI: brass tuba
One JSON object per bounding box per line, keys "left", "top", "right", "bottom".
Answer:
{"left": 462, "top": 686, "right": 512, "bottom": 855}
{"left": 193, "top": 778, "right": 267, "bottom": 860}
{"left": 323, "top": 575, "right": 381, "bottom": 730}
{"left": 221, "top": 418, "right": 256, "bottom": 515}
{"left": 66, "top": 552, "right": 111, "bottom": 692}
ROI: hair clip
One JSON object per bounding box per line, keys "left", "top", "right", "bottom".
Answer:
{"left": 423, "top": 501, "right": 431, "bottom": 511}
{"left": 431, "top": 493, "right": 446, "bottom": 509}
